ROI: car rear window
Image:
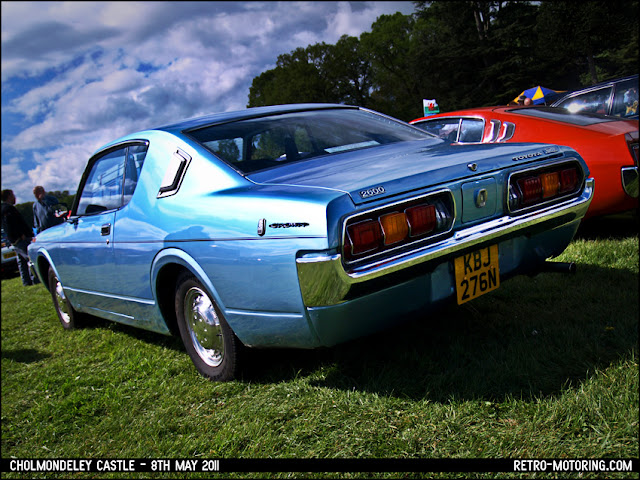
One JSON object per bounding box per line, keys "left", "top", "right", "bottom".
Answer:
{"left": 508, "top": 106, "right": 620, "bottom": 125}
{"left": 186, "top": 108, "right": 431, "bottom": 174}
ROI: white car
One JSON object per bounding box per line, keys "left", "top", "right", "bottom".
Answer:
{"left": 1, "top": 228, "right": 18, "bottom": 273}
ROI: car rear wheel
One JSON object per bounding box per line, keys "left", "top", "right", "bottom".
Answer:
{"left": 175, "top": 272, "right": 240, "bottom": 381}
{"left": 48, "top": 266, "right": 83, "bottom": 330}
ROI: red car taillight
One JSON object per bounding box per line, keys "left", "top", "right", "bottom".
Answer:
{"left": 347, "top": 220, "right": 383, "bottom": 255}
{"left": 343, "top": 192, "right": 454, "bottom": 263}
{"left": 509, "top": 161, "right": 583, "bottom": 213}
{"left": 405, "top": 204, "right": 437, "bottom": 236}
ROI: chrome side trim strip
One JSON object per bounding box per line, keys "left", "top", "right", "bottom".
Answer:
{"left": 296, "top": 178, "right": 594, "bottom": 307}
{"left": 65, "top": 287, "right": 156, "bottom": 305}
{"left": 487, "top": 120, "right": 501, "bottom": 142}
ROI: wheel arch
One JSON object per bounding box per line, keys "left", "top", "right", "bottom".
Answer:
{"left": 151, "top": 248, "right": 228, "bottom": 337}
{"left": 33, "top": 250, "right": 56, "bottom": 294}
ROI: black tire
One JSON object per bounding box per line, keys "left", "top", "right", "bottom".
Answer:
{"left": 174, "top": 271, "right": 241, "bottom": 381}
{"left": 48, "top": 266, "right": 83, "bottom": 330}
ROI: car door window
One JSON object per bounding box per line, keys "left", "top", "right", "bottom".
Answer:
{"left": 559, "top": 87, "right": 613, "bottom": 115}
{"left": 415, "top": 118, "right": 461, "bottom": 141}
{"left": 123, "top": 144, "right": 147, "bottom": 203}
{"left": 612, "top": 79, "right": 639, "bottom": 117}
{"left": 77, "top": 144, "right": 147, "bottom": 215}
{"left": 458, "top": 119, "right": 484, "bottom": 142}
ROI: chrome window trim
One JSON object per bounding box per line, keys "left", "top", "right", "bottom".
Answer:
{"left": 487, "top": 119, "right": 501, "bottom": 142}
{"left": 497, "top": 122, "right": 516, "bottom": 142}
{"left": 157, "top": 148, "right": 192, "bottom": 198}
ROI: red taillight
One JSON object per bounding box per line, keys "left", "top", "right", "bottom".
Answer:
{"left": 510, "top": 162, "right": 582, "bottom": 212}
{"left": 342, "top": 193, "right": 454, "bottom": 264}
{"left": 517, "top": 176, "right": 542, "bottom": 205}
{"left": 347, "top": 220, "right": 382, "bottom": 255}
{"left": 405, "top": 204, "right": 436, "bottom": 236}
{"left": 559, "top": 167, "right": 579, "bottom": 193}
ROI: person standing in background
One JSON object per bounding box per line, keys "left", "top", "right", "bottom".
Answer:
{"left": 32, "top": 186, "right": 64, "bottom": 234}
{"left": 1, "top": 189, "right": 39, "bottom": 286}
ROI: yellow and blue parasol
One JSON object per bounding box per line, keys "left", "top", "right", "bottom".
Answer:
{"left": 512, "top": 86, "right": 565, "bottom": 105}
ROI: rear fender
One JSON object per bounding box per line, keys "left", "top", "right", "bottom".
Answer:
{"left": 151, "top": 247, "right": 228, "bottom": 321}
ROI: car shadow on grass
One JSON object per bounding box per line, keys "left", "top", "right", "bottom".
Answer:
{"left": 78, "top": 315, "right": 186, "bottom": 353}
{"left": 2, "top": 348, "right": 52, "bottom": 364}
{"left": 575, "top": 210, "right": 639, "bottom": 240}
{"left": 243, "top": 260, "right": 638, "bottom": 403}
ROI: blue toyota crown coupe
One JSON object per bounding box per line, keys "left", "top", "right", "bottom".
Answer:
{"left": 28, "top": 104, "right": 594, "bottom": 381}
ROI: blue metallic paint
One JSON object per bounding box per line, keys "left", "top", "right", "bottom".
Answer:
{"left": 28, "top": 104, "right": 593, "bottom": 355}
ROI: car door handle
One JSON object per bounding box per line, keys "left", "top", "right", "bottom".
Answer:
{"left": 101, "top": 224, "right": 111, "bottom": 236}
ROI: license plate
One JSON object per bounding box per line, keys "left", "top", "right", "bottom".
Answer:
{"left": 454, "top": 245, "right": 500, "bottom": 304}
{"left": 3, "top": 251, "right": 17, "bottom": 260}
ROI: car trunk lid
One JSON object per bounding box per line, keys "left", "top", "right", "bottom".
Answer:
{"left": 246, "top": 140, "right": 559, "bottom": 205}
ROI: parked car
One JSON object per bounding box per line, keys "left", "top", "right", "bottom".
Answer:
{"left": 29, "top": 104, "right": 594, "bottom": 381}
{"left": 411, "top": 106, "right": 638, "bottom": 219}
{"left": 1, "top": 228, "right": 18, "bottom": 273}
{"left": 551, "top": 74, "right": 638, "bottom": 118}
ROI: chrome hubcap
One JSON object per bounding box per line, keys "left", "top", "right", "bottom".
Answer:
{"left": 55, "top": 279, "right": 71, "bottom": 324}
{"left": 184, "top": 286, "right": 224, "bottom": 367}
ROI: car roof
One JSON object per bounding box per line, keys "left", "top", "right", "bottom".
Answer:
{"left": 569, "top": 74, "right": 637, "bottom": 91}
{"left": 411, "top": 106, "right": 627, "bottom": 127}
{"left": 552, "top": 74, "right": 638, "bottom": 104}
{"left": 155, "top": 103, "right": 357, "bottom": 133}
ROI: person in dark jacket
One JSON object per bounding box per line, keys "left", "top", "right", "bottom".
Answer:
{"left": 1, "top": 189, "right": 38, "bottom": 286}
{"left": 32, "top": 186, "right": 64, "bottom": 233}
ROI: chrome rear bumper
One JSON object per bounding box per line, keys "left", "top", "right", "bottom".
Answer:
{"left": 296, "top": 178, "right": 594, "bottom": 307}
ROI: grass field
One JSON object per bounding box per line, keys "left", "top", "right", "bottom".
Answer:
{"left": 1, "top": 214, "right": 638, "bottom": 479}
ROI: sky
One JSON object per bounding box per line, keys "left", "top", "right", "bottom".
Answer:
{"left": 1, "top": 1, "right": 416, "bottom": 203}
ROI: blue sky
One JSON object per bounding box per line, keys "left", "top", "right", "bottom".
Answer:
{"left": 1, "top": 1, "right": 416, "bottom": 203}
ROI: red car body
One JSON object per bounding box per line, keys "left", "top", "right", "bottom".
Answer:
{"left": 411, "top": 106, "right": 639, "bottom": 219}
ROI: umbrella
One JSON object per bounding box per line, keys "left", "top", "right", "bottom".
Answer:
{"left": 512, "top": 86, "right": 565, "bottom": 105}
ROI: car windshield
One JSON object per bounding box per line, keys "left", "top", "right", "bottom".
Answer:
{"left": 186, "top": 108, "right": 432, "bottom": 174}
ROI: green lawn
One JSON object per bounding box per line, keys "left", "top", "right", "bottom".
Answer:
{"left": 1, "top": 215, "right": 638, "bottom": 478}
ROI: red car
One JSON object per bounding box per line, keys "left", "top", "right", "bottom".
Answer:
{"left": 411, "top": 106, "right": 638, "bottom": 219}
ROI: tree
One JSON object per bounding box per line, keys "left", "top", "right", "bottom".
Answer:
{"left": 536, "top": 0, "right": 638, "bottom": 88}
{"left": 247, "top": 1, "right": 637, "bottom": 118}
{"left": 248, "top": 44, "right": 339, "bottom": 106}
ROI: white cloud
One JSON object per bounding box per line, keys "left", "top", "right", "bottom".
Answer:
{"left": 1, "top": 1, "right": 416, "bottom": 201}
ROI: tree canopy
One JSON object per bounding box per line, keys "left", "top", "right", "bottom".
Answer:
{"left": 247, "top": 0, "right": 638, "bottom": 121}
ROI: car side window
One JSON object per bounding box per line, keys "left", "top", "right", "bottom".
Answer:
{"left": 416, "top": 118, "right": 461, "bottom": 142}
{"left": 207, "top": 138, "right": 243, "bottom": 164}
{"left": 459, "top": 119, "right": 484, "bottom": 142}
{"left": 559, "top": 87, "right": 613, "bottom": 115}
{"left": 77, "top": 144, "right": 148, "bottom": 215}
{"left": 123, "top": 144, "right": 148, "bottom": 203}
{"left": 612, "top": 79, "right": 638, "bottom": 117}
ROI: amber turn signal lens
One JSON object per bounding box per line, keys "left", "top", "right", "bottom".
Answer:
{"left": 379, "top": 212, "right": 409, "bottom": 245}
{"left": 540, "top": 172, "right": 560, "bottom": 198}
